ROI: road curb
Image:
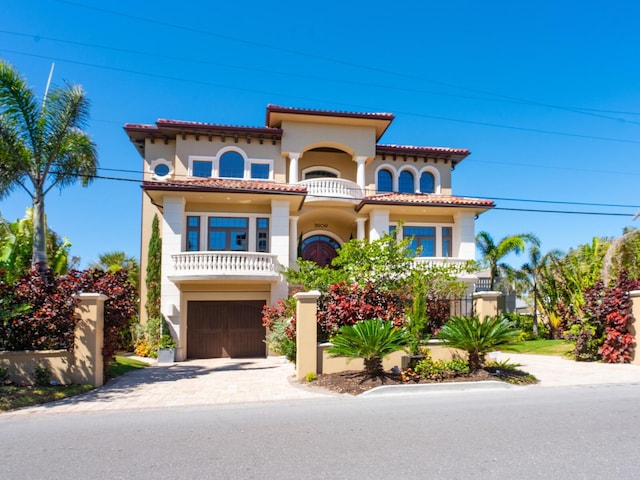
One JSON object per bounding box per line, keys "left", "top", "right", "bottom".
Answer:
{"left": 360, "top": 380, "right": 518, "bottom": 397}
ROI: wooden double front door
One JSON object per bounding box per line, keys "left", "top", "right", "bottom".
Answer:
{"left": 187, "top": 300, "right": 266, "bottom": 358}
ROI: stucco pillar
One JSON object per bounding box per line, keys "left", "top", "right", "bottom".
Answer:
{"left": 271, "top": 200, "right": 291, "bottom": 303}
{"left": 162, "top": 196, "right": 185, "bottom": 359}
{"left": 355, "top": 156, "right": 367, "bottom": 190}
{"left": 288, "top": 152, "right": 301, "bottom": 184}
{"left": 368, "top": 209, "right": 390, "bottom": 241}
{"left": 289, "top": 216, "right": 299, "bottom": 267}
{"left": 473, "top": 291, "right": 501, "bottom": 319}
{"left": 454, "top": 211, "right": 476, "bottom": 259}
{"left": 629, "top": 290, "right": 640, "bottom": 365}
{"left": 73, "top": 293, "right": 108, "bottom": 387}
{"left": 295, "top": 290, "right": 321, "bottom": 381}
{"left": 355, "top": 217, "right": 367, "bottom": 240}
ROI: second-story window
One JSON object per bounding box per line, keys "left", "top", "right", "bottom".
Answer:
{"left": 404, "top": 226, "right": 435, "bottom": 257}
{"left": 219, "top": 151, "right": 244, "bottom": 178}
{"left": 187, "top": 216, "right": 200, "bottom": 251}
{"left": 208, "top": 217, "right": 248, "bottom": 251}
{"left": 442, "top": 227, "right": 452, "bottom": 257}
{"left": 251, "top": 163, "right": 270, "bottom": 179}
{"left": 256, "top": 218, "right": 270, "bottom": 252}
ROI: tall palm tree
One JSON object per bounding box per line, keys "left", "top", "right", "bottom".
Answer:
{"left": 0, "top": 61, "right": 97, "bottom": 272}
{"left": 476, "top": 231, "right": 539, "bottom": 290}
{"left": 91, "top": 250, "right": 140, "bottom": 289}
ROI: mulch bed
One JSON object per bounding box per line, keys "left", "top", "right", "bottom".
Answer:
{"left": 309, "top": 367, "right": 537, "bottom": 396}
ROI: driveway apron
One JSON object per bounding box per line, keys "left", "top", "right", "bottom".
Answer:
{"left": 5, "top": 357, "right": 331, "bottom": 416}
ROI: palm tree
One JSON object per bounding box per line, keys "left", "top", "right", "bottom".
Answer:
{"left": 476, "top": 231, "right": 540, "bottom": 290}
{"left": 518, "top": 245, "right": 563, "bottom": 336}
{"left": 91, "top": 250, "right": 140, "bottom": 289}
{"left": 0, "top": 61, "right": 97, "bottom": 272}
{"left": 437, "top": 316, "right": 521, "bottom": 371}
{"left": 327, "top": 319, "right": 409, "bottom": 377}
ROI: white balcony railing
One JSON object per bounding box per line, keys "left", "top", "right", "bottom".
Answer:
{"left": 298, "top": 178, "right": 364, "bottom": 201}
{"left": 169, "top": 251, "right": 279, "bottom": 281}
{"left": 412, "top": 257, "right": 475, "bottom": 271}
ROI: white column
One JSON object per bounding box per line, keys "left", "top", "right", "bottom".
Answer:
{"left": 355, "top": 156, "right": 367, "bottom": 190}
{"left": 288, "top": 152, "right": 301, "bottom": 184}
{"left": 289, "top": 216, "right": 299, "bottom": 266}
{"left": 368, "top": 209, "right": 390, "bottom": 241}
{"left": 454, "top": 211, "right": 476, "bottom": 259}
{"left": 271, "top": 200, "right": 290, "bottom": 303}
{"left": 161, "top": 196, "right": 185, "bottom": 359}
{"left": 355, "top": 217, "right": 367, "bottom": 240}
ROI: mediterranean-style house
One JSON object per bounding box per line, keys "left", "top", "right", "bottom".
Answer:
{"left": 124, "top": 105, "right": 494, "bottom": 361}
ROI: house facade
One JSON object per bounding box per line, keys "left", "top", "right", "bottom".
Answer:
{"left": 125, "top": 105, "right": 494, "bottom": 361}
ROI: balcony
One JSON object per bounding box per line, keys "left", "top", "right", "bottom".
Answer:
{"left": 412, "top": 257, "right": 477, "bottom": 279}
{"left": 297, "top": 178, "right": 363, "bottom": 202}
{"left": 168, "top": 251, "right": 280, "bottom": 283}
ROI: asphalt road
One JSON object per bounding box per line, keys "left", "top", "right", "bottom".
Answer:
{"left": 2, "top": 384, "right": 639, "bottom": 480}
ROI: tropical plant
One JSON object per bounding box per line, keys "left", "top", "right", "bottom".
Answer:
{"left": 0, "top": 60, "right": 97, "bottom": 271}
{"left": 91, "top": 250, "right": 140, "bottom": 290}
{"left": 475, "top": 231, "right": 539, "bottom": 290}
{"left": 327, "top": 319, "right": 410, "bottom": 377}
{"left": 0, "top": 209, "right": 75, "bottom": 283}
{"left": 437, "top": 316, "right": 521, "bottom": 371}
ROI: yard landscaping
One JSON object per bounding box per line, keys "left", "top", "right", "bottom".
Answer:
{"left": 0, "top": 355, "right": 148, "bottom": 413}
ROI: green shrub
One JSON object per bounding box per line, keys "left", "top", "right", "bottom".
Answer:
{"left": 413, "top": 356, "right": 470, "bottom": 380}
{"left": 264, "top": 319, "right": 296, "bottom": 363}
{"left": 34, "top": 364, "right": 52, "bottom": 386}
{"left": 305, "top": 372, "right": 317, "bottom": 382}
{"left": 0, "top": 365, "right": 10, "bottom": 384}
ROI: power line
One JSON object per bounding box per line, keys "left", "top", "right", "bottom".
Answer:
{"left": 52, "top": 0, "right": 640, "bottom": 125}
{"left": 4, "top": 28, "right": 640, "bottom": 127}
{"left": 4, "top": 47, "right": 640, "bottom": 146}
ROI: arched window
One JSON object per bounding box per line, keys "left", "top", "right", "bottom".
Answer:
{"left": 420, "top": 172, "right": 435, "bottom": 193}
{"left": 377, "top": 169, "right": 393, "bottom": 193}
{"left": 219, "top": 151, "right": 245, "bottom": 178}
{"left": 398, "top": 170, "right": 414, "bottom": 193}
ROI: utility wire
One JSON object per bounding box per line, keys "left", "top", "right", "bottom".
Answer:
{"left": 52, "top": 0, "right": 640, "bottom": 124}
{"left": 4, "top": 47, "right": 640, "bottom": 146}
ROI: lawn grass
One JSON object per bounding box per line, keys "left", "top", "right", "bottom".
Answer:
{"left": 108, "top": 355, "right": 150, "bottom": 377}
{"left": 0, "top": 384, "right": 93, "bottom": 413}
{"left": 0, "top": 355, "right": 149, "bottom": 413}
{"left": 499, "top": 339, "right": 574, "bottom": 356}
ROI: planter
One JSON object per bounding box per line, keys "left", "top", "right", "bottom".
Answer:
{"left": 157, "top": 348, "right": 175, "bottom": 364}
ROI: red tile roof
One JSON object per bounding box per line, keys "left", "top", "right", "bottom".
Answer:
{"left": 143, "top": 177, "right": 307, "bottom": 194}
{"left": 376, "top": 144, "right": 470, "bottom": 156}
{"left": 266, "top": 104, "right": 395, "bottom": 122}
{"left": 357, "top": 193, "right": 494, "bottom": 211}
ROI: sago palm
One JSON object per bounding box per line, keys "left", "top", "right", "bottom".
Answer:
{"left": 327, "top": 319, "right": 409, "bottom": 377}
{"left": 437, "top": 316, "right": 521, "bottom": 371}
{"left": 0, "top": 60, "right": 97, "bottom": 271}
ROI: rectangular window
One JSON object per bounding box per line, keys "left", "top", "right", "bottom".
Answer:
{"left": 256, "top": 218, "right": 270, "bottom": 252}
{"left": 442, "top": 227, "right": 452, "bottom": 257}
{"left": 207, "top": 217, "right": 248, "bottom": 251}
{"left": 250, "top": 163, "right": 270, "bottom": 180}
{"left": 404, "top": 226, "right": 435, "bottom": 257}
{"left": 192, "top": 160, "right": 212, "bottom": 178}
{"left": 186, "top": 216, "right": 200, "bottom": 251}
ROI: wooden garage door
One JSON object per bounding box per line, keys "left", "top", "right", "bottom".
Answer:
{"left": 187, "top": 301, "right": 266, "bottom": 359}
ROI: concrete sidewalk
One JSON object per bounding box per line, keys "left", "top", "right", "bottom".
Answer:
{"left": 493, "top": 352, "right": 640, "bottom": 387}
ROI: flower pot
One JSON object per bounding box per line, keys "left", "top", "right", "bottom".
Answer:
{"left": 157, "top": 348, "right": 175, "bottom": 364}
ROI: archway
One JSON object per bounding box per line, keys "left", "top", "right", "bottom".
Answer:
{"left": 301, "top": 235, "right": 340, "bottom": 267}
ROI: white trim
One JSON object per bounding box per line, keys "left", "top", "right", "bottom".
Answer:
{"left": 188, "top": 155, "right": 215, "bottom": 177}
{"left": 148, "top": 158, "right": 173, "bottom": 181}
{"left": 374, "top": 165, "right": 395, "bottom": 192}
{"left": 302, "top": 165, "right": 341, "bottom": 179}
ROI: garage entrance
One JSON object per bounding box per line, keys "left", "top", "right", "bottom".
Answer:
{"left": 187, "top": 300, "right": 266, "bottom": 358}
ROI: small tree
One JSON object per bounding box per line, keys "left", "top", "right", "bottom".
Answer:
{"left": 476, "top": 231, "right": 539, "bottom": 290}
{"left": 327, "top": 319, "right": 409, "bottom": 377}
{"left": 145, "top": 214, "right": 161, "bottom": 321}
{"left": 437, "top": 316, "right": 521, "bottom": 371}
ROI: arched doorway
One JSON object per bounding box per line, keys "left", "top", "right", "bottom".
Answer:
{"left": 301, "top": 235, "right": 340, "bottom": 267}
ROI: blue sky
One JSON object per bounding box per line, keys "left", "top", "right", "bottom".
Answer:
{"left": 2, "top": 0, "right": 640, "bottom": 268}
